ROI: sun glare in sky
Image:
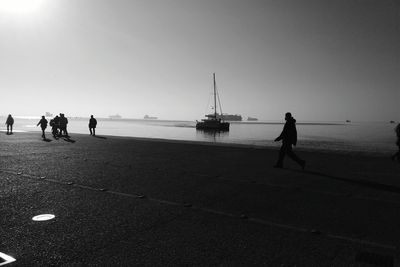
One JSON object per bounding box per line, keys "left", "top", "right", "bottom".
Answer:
{"left": 0, "top": 0, "right": 44, "bottom": 14}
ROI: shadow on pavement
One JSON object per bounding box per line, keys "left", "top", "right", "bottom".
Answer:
{"left": 93, "top": 135, "right": 107, "bottom": 139}
{"left": 63, "top": 138, "right": 76, "bottom": 143}
{"left": 289, "top": 168, "right": 400, "bottom": 194}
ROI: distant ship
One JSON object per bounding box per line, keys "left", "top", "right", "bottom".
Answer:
{"left": 390, "top": 120, "right": 395, "bottom": 124}
{"left": 205, "top": 113, "right": 242, "bottom": 121}
{"left": 45, "top": 112, "right": 53, "bottom": 117}
{"left": 220, "top": 114, "right": 242, "bottom": 121}
{"left": 109, "top": 114, "right": 122, "bottom": 119}
{"left": 247, "top": 117, "right": 258, "bottom": 121}
{"left": 196, "top": 73, "right": 230, "bottom": 131}
{"left": 144, "top": 115, "right": 158, "bottom": 120}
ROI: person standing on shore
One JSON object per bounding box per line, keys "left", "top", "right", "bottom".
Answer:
{"left": 50, "top": 116, "right": 58, "bottom": 138}
{"left": 5, "top": 114, "right": 14, "bottom": 135}
{"left": 274, "top": 112, "right": 306, "bottom": 169}
{"left": 391, "top": 123, "right": 400, "bottom": 162}
{"left": 89, "top": 115, "right": 97, "bottom": 136}
{"left": 53, "top": 115, "right": 60, "bottom": 137}
{"left": 37, "top": 116, "right": 48, "bottom": 139}
{"left": 59, "top": 113, "right": 69, "bottom": 137}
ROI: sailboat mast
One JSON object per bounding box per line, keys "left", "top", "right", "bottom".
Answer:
{"left": 213, "top": 73, "right": 217, "bottom": 118}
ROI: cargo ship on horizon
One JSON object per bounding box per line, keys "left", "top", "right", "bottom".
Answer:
{"left": 144, "top": 115, "right": 158, "bottom": 120}
{"left": 109, "top": 114, "right": 122, "bottom": 119}
{"left": 247, "top": 117, "right": 258, "bottom": 121}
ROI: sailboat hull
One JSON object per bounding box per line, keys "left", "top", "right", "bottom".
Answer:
{"left": 196, "top": 120, "right": 230, "bottom": 131}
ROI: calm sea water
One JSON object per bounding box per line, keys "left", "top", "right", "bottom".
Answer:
{"left": 1, "top": 116, "right": 397, "bottom": 155}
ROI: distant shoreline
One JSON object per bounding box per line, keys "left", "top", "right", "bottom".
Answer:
{"left": 0, "top": 131, "right": 394, "bottom": 157}
{"left": 0, "top": 118, "right": 395, "bottom": 156}
{"left": 1, "top": 116, "right": 394, "bottom": 125}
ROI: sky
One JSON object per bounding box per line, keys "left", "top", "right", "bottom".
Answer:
{"left": 0, "top": 0, "right": 399, "bottom": 121}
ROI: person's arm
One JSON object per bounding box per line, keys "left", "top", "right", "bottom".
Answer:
{"left": 274, "top": 133, "right": 283, "bottom": 142}
{"left": 275, "top": 124, "right": 287, "bottom": 142}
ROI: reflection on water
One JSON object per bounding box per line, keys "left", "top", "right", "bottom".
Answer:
{"left": 196, "top": 129, "right": 230, "bottom": 142}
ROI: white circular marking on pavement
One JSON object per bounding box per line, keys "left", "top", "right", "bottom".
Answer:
{"left": 32, "top": 214, "right": 55, "bottom": 221}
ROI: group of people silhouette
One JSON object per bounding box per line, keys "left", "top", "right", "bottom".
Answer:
{"left": 4, "top": 114, "right": 97, "bottom": 140}
{"left": 36, "top": 113, "right": 70, "bottom": 139}
{"left": 37, "top": 114, "right": 97, "bottom": 139}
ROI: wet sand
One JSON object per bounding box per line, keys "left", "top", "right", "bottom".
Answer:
{"left": 1, "top": 132, "right": 399, "bottom": 266}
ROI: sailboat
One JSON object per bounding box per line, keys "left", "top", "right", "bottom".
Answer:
{"left": 196, "top": 73, "right": 230, "bottom": 131}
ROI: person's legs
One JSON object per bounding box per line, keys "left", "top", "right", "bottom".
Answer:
{"left": 89, "top": 127, "right": 92, "bottom": 135}
{"left": 93, "top": 128, "right": 95, "bottom": 136}
{"left": 6, "top": 124, "right": 9, "bottom": 134}
{"left": 10, "top": 124, "right": 13, "bottom": 133}
{"left": 275, "top": 143, "right": 288, "bottom": 167}
{"left": 287, "top": 147, "right": 306, "bottom": 169}
{"left": 275, "top": 142, "right": 305, "bottom": 169}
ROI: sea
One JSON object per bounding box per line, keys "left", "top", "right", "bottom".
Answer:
{"left": 1, "top": 116, "right": 398, "bottom": 155}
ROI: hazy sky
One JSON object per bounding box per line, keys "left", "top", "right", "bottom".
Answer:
{"left": 0, "top": 0, "right": 398, "bottom": 121}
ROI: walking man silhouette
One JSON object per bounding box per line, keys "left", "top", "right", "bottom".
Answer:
{"left": 89, "top": 115, "right": 97, "bottom": 136}
{"left": 5, "top": 114, "right": 14, "bottom": 135}
{"left": 37, "top": 116, "right": 48, "bottom": 139}
{"left": 274, "top": 112, "right": 306, "bottom": 169}
{"left": 391, "top": 123, "right": 400, "bottom": 162}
